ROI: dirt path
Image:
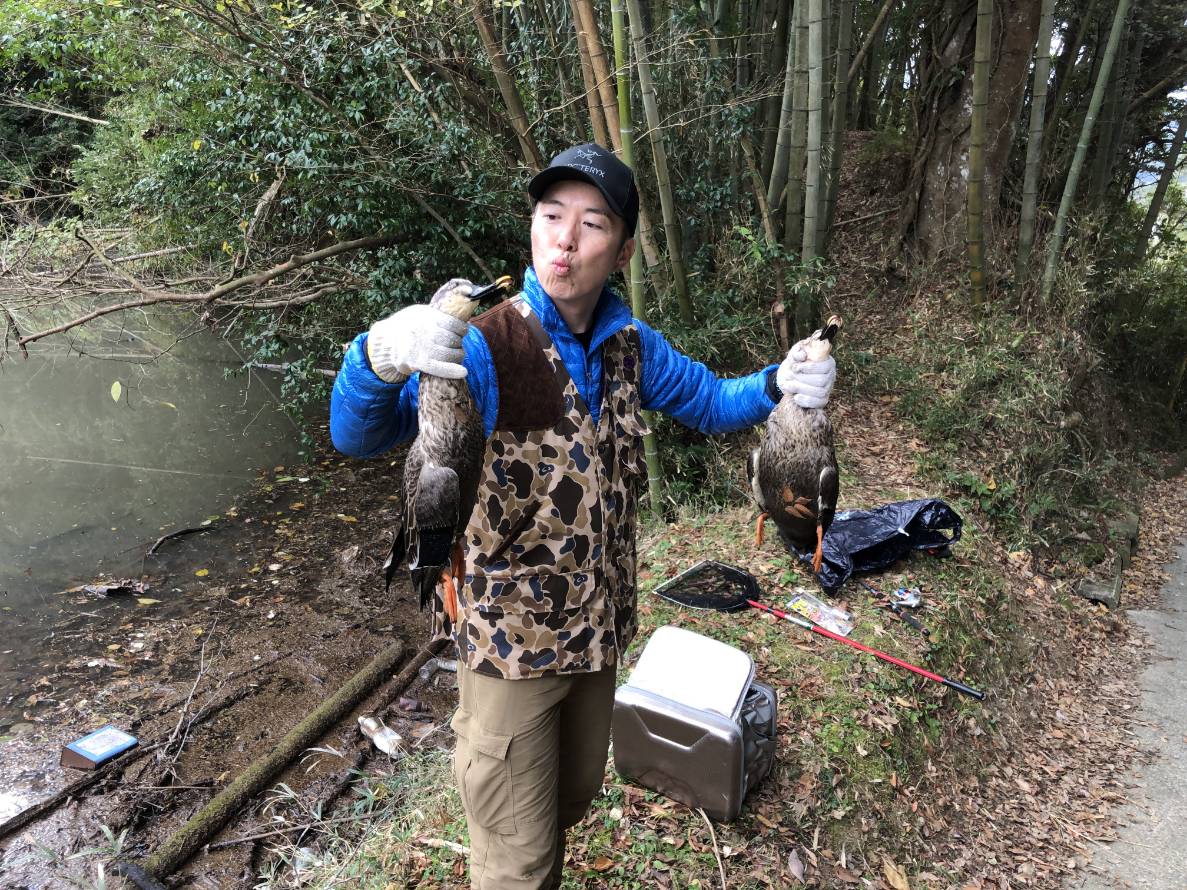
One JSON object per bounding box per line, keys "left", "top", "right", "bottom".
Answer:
{"left": 1074, "top": 537, "right": 1187, "bottom": 889}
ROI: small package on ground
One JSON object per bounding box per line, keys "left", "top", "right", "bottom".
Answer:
{"left": 612, "top": 625, "right": 777, "bottom": 822}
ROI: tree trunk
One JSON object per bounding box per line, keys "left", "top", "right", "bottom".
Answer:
{"left": 767, "top": 0, "right": 801, "bottom": 217}
{"left": 570, "top": 0, "right": 612, "bottom": 146}
{"left": 574, "top": 0, "right": 623, "bottom": 149}
{"left": 798, "top": 0, "right": 824, "bottom": 334}
{"left": 821, "top": 0, "right": 853, "bottom": 254}
{"left": 901, "top": 0, "right": 1041, "bottom": 259}
{"left": 472, "top": 0, "right": 544, "bottom": 171}
{"left": 1135, "top": 110, "right": 1187, "bottom": 262}
{"left": 1088, "top": 23, "right": 1132, "bottom": 197}
{"left": 783, "top": 0, "right": 810, "bottom": 252}
{"left": 966, "top": 0, "right": 992, "bottom": 304}
{"left": 1093, "top": 24, "right": 1142, "bottom": 198}
{"left": 1042, "top": 0, "right": 1098, "bottom": 151}
{"left": 610, "top": 0, "right": 665, "bottom": 516}
{"left": 848, "top": 0, "right": 896, "bottom": 84}
{"left": 627, "top": 0, "right": 694, "bottom": 323}
{"left": 1016, "top": 0, "right": 1056, "bottom": 280}
{"left": 1040, "top": 0, "right": 1133, "bottom": 303}
{"left": 761, "top": 0, "right": 793, "bottom": 182}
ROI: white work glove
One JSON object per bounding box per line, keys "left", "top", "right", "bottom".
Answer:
{"left": 776, "top": 344, "right": 836, "bottom": 409}
{"left": 366, "top": 283, "right": 472, "bottom": 383}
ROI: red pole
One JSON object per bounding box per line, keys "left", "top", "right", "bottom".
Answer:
{"left": 745, "top": 599, "right": 985, "bottom": 701}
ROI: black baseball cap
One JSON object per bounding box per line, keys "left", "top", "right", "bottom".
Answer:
{"left": 528, "top": 143, "right": 639, "bottom": 234}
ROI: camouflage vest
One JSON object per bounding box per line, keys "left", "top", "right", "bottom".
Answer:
{"left": 434, "top": 295, "right": 648, "bottom": 679}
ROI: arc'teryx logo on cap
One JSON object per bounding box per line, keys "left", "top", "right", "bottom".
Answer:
{"left": 570, "top": 164, "right": 606, "bottom": 178}
{"left": 527, "top": 143, "right": 639, "bottom": 232}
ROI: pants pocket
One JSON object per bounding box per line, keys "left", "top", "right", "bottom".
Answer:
{"left": 453, "top": 711, "right": 516, "bottom": 836}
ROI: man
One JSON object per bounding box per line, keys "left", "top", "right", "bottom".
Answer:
{"left": 329, "top": 143, "right": 835, "bottom": 889}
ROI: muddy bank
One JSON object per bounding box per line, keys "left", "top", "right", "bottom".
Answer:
{"left": 0, "top": 422, "right": 452, "bottom": 888}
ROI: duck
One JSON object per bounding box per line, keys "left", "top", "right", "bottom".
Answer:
{"left": 385, "top": 276, "right": 512, "bottom": 622}
{"left": 749, "top": 316, "right": 841, "bottom": 575}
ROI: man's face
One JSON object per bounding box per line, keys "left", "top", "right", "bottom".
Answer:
{"left": 531, "top": 179, "right": 635, "bottom": 319}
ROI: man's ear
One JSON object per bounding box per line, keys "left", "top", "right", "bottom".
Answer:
{"left": 616, "top": 237, "right": 636, "bottom": 271}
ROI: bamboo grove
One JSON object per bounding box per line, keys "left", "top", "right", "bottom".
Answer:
{"left": 3, "top": 0, "right": 1187, "bottom": 493}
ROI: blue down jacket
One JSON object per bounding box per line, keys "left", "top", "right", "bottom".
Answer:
{"left": 330, "top": 267, "right": 777, "bottom": 458}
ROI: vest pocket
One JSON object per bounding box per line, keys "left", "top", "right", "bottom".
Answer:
{"left": 467, "top": 566, "right": 603, "bottom": 615}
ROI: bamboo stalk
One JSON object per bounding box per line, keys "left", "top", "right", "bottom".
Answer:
{"left": 1040, "top": 0, "right": 1133, "bottom": 304}
{"left": 575, "top": 0, "right": 623, "bottom": 150}
{"left": 783, "top": 0, "right": 809, "bottom": 252}
{"left": 611, "top": 0, "right": 665, "bottom": 516}
{"left": 966, "top": 0, "right": 992, "bottom": 305}
{"left": 626, "top": 0, "right": 694, "bottom": 323}
{"left": 821, "top": 0, "right": 852, "bottom": 253}
{"left": 1016, "top": 0, "right": 1057, "bottom": 280}
{"left": 767, "top": 0, "right": 800, "bottom": 214}
{"left": 846, "top": 0, "right": 895, "bottom": 83}
{"left": 1135, "top": 111, "right": 1187, "bottom": 261}
{"left": 801, "top": 0, "right": 824, "bottom": 265}
{"left": 472, "top": 0, "right": 544, "bottom": 171}
{"left": 760, "top": 0, "right": 793, "bottom": 182}
{"left": 570, "top": 0, "right": 612, "bottom": 145}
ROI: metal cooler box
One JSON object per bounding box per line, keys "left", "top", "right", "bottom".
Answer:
{"left": 612, "top": 625, "right": 778, "bottom": 822}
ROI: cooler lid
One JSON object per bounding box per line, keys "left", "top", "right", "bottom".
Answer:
{"left": 624, "top": 625, "right": 755, "bottom": 721}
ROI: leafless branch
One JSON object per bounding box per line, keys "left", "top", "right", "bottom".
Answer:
{"left": 14, "top": 233, "right": 404, "bottom": 347}
{"left": 0, "top": 97, "right": 110, "bottom": 126}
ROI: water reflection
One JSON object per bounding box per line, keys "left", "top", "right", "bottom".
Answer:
{"left": 0, "top": 314, "right": 301, "bottom": 720}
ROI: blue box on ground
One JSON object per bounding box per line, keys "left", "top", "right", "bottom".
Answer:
{"left": 61, "top": 725, "right": 138, "bottom": 770}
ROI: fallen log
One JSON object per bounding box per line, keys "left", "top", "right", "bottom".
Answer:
{"left": 113, "top": 637, "right": 407, "bottom": 882}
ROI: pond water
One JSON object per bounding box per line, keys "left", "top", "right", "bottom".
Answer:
{"left": 0, "top": 316, "right": 302, "bottom": 726}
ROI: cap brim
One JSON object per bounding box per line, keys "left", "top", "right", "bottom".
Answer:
{"left": 528, "top": 166, "right": 625, "bottom": 220}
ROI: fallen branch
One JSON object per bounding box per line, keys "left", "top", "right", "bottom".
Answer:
{"left": 251, "top": 362, "right": 338, "bottom": 380}
{"left": 206, "top": 814, "right": 362, "bottom": 850}
{"left": 833, "top": 207, "right": 896, "bottom": 229}
{"left": 0, "top": 742, "right": 163, "bottom": 843}
{"left": 2, "top": 304, "right": 28, "bottom": 359}
{"left": 16, "top": 233, "right": 405, "bottom": 347}
{"left": 156, "top": 623, "right": 222, "bottom": 783}
{"left": 114, "top": 638, "right": 408, "bottom": 881}
{"left": 697, "top": 807, "right": 727, "bottom": 890}
{"left": 417, "top": 837, "right": 470, "bottom": 855}
{"left": 0, "top": 97, "right": 110, "bottom": 126}
{"left": 147, "top": 526, "right": 212, "bottom": 556}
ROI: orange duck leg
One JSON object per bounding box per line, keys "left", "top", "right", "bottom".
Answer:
{"left": 755, "top": 512, "right": 769, "bottom": 547}
{"left": 438, "top": 543, "right": 465, "bottom": 622}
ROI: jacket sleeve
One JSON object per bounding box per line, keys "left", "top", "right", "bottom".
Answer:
{"left": 636, "top": 320, "right": 778, "bottom": 434}
{"left": 329, "top": 329, "right": 497, "bottom": 458}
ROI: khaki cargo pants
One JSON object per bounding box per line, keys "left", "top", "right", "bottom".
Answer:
{"left": 451, "top": 664, "right": 616, "bottom": 890}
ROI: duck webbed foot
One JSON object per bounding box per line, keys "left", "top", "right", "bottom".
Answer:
{"left": 438, "top": 542, "right": 465, "bottom": 622}
{"left": 755, "top": 512, "right": 769, "bottom": 547}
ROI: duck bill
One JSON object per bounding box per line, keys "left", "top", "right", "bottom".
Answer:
{"left": 820, "top": 316, "right": 842, "bottom": 342}
{"left": 471, "top": 274, "right": 515, "bottom": 305}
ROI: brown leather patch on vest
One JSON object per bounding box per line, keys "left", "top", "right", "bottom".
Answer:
{"left": 473, "top": 299, "right": 564, "bottom": 432}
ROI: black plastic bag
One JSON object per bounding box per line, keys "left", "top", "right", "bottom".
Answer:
{"left": 816, "top": 499, "right": 963, "bottom": 593}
